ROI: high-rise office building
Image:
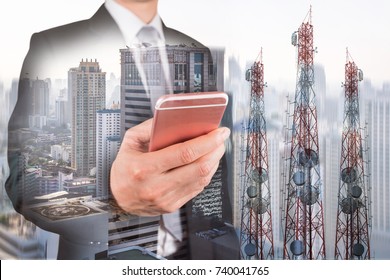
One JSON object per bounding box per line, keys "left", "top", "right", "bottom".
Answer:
{"left": 16, "top": 78, "right": 50, "bottom": 130}
{"left": 37, "top": 176, "right": 59, "bottom": 196}
{"left": 267, "top": 119, "right": 284, "bottom": 259}
{"left": 31, "top": 78, "right": 50, "bottom": 118}
{"left": 118, "top": 45, "right": 233, "bottom": 259}
{"left": 0, "top": 82, "right": 7, "bottom": 211}
{"left": 322, "top": 117, "right": 342, "bottom": 259}
{"left": 361, "top": 81, "right": 390, "bottom": 259}
{"left": 227, "top": 56, "right": 247, "bottom": 230}
{"left": 120, "top": 45, "right": 217, "bottom": 134}
{"left": 55, "top": 88, "right": 67, "bottom": 127}
{"left": 96, "top": 109, "right": 121, "bottom": 198}
{"left": 69, "top": 59, "right": 106, "bottom": 177}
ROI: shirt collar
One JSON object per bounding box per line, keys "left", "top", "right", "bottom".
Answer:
{"left": 105, "top": 0, "right": 165, "bottom": 47}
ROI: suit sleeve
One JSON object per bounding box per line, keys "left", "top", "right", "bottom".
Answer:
{"left": 5, "top": 32, "right": 51, "bottom": 221}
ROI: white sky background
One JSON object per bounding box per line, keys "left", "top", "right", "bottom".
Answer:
{"left": 0, "top": 0, "right": 389, "bottom": 91}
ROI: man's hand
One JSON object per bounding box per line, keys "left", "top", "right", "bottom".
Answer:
{"left": 110, "top": 118, "right": 230, "bottom": 216}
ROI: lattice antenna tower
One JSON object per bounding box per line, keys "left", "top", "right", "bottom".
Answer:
{"left": 334, "top": 49, "right": 371, "bottom": 260}
{"left": 239, "top": 49, "right": 274, "bottom": 259}
{"left": 282, "top": 7, "right": 326, "bottom": 260}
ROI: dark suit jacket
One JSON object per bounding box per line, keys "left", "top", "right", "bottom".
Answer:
{"left": 6, "top": 4, "right": 238, "bottom": 260}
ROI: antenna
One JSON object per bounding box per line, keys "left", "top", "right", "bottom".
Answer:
{"left": 239, "top": 49, "right": 274, "bottom": 260}
{"left": 334, "top": 51, "right": 371, "bottom": 260}
{"left": 282, "top": 7, "right": 326, "bottom": 260}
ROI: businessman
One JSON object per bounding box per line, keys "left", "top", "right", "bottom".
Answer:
{"left": 6, "top": 0, "right": 238, "bottom": 259}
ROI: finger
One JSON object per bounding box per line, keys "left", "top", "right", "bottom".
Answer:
{"left": 141, "top": 143, "right": 225, "bottom": 211}
{"left": 150, "top": 127, "right": 230, "bottom": 171}
{"left": 167, "top": 143, "right": 225, "bottom": 188}
{"left": 153, "top": 143, "right": 225, "bottom": 204}
{"left": 155, "top": 160, "right": 222, "bottom": 213}
{"left": 113, "top": 145, "right": 223, "bottom": 216}
{"left": 121, "top": 118, "right": 153, "bottom": 152}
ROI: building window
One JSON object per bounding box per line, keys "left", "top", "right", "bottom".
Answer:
{"left": 194, "top": 53, "right": 203, "bottom": 63}
{"left": 194, "top": 64, "right": 203, "bottom": 92}
{"left": 174, "top": 64, "right": 187, "bottom": 80}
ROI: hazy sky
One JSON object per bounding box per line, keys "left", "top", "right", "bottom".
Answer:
{"left": 1, "top": 0, "right": 389, "bottom": 91}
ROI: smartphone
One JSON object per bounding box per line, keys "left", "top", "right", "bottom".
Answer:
{"left": 149, "top": 92, "right": 228, "bottom": 152}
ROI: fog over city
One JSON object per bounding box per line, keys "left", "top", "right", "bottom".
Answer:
{"left": 1, "top": 0, "right": 390, "bottom": 90}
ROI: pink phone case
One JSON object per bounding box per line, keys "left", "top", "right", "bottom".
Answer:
{"left": 149, "top": 92, "right": 228, "bottom": 152}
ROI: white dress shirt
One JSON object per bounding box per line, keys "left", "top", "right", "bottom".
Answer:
{"left": 106, "top": 0, "right": 172, "bottom": 103}
{"left": 105, "top": 0, "right": 179, "bottom": 258}
{"left": 105, "top": 0, "right": 165, "bottom": 47}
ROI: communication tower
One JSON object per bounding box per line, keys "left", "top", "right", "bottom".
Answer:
{"left": 282, "top": 8, "right": 326, "bottom": 259}
{"left": 239, "top": 50, "right": 274, "bottom": 259}
{"left": 334, "top": 49, "right": 371, "bottom": 260}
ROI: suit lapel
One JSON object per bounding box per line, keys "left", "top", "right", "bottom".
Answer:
{"left": 88, "top": 4, "right": 125, "bottom": 45}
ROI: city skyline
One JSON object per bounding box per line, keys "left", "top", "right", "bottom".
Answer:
{"left": 1, "top": 55, "right": 390, "bottom": 259}
{"left": 1, "top": 0, "right": 390, "bottom": 260}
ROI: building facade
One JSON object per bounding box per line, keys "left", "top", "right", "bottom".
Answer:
{"left": 117, "top": 45, "right": 234, "bottom": 259}
{"left": 361, "top": 82, "right": 390, "bottom": 259}
{"left": 120, "top": 45, "right": 217, "bottom": 134}
{"left": 69, "top": 59, "right": 106, "bottom": 177}
{"left": 96, "top": 109, "right": 121, "bottom": 198}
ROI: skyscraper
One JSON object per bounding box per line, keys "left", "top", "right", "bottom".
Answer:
{"left": 55, "top": 88, "right": 67, "bottom": 128}
{"left": 361, "top": 81, "right": 390, "bottom": 259}
{"left": 96, "top": 108, "right": 121, "bottom": 198}
{"left": 31, "top": 78, "right": 50, "bottom": 118}
{"left": 117, "top": 45, "right": 233, "bottom": 259}
{"left": 120, "top": 45, "right": 224, "bottom": 219}
{"left": 69, "top": 59, "right": 106, "bottom": 177}
{"left": 120, "top": 45, "right": 217, "bottom": 134}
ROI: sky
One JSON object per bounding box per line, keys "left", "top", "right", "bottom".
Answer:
{"left": 0, "top": 0, "right": 389, "bottom": 91}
